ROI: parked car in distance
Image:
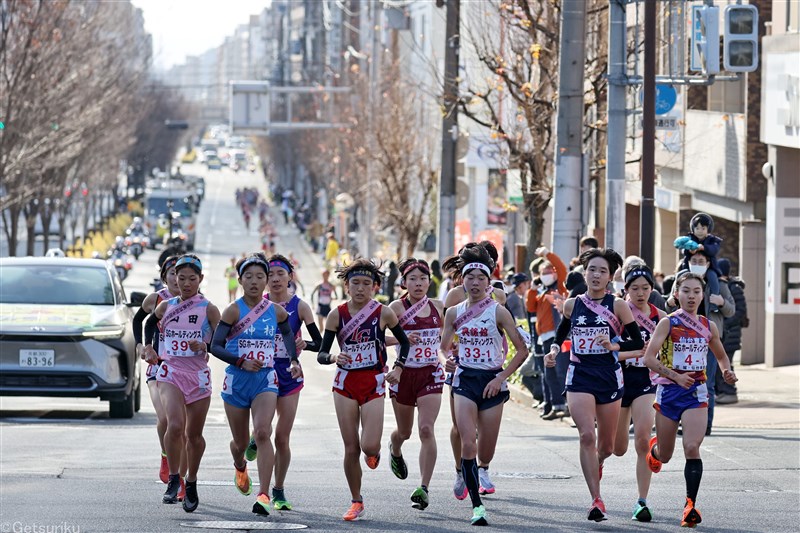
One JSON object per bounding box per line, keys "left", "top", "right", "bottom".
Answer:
{"left": 0, "top": 256, "right": 146, "bottom": 418}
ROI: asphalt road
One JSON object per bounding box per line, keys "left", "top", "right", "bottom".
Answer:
{"left": 1, "top": 164, "right": 798, "bottom": 532}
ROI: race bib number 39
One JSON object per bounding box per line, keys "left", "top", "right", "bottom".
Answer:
{"left": 572, "top": 327, "right": 609, "bottom": 355}
{"left": 163, "top": 328, "right": 202, "bottom": 358}
{"left": 343, "top": 342, "right": 378, "bottom": 370}
{"left": 672, "top": 342, "right": 708, "bottom": 371}
{"left": 238, "top": 338, "right": 274, "bottom": 363}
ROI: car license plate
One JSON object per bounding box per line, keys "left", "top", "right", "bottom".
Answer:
{"left": 19, "top": 349, "right": 55, "bottom": 367}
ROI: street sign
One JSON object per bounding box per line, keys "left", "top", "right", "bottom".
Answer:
{"left": 638, "top": 84, "right": 677, "bottom": 115}
{"left": 690, "top": 5, "right": 703, "bottom": 72}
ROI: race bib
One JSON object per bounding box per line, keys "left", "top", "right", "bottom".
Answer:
{"left": 157, "top": 361, "right": 172, "bottom": 381}
{"left": 405, "top": 328, "right": 441, "bottom": 366}
{"left": 572, "top": 327, "right": 609, "bottom": 355}
{"left": 432, "top": 363, "right": 447, "bottom": 384}
{"left": 319, "top": 294, "right": 332, "bottom": 305}
{"left": 197, "top": 368, "right": 211, "bottom": 390}
{"left": 222, "top": 372, "right": 235, "bottom": 394}
{"left": 162, "top": 328, "right": 203, "bottom": 358}
{"left": 458, "top": 335, "right": 497, "bottom": 366}
{"left": 672, "top": 341, "right": 708, "bottom": 371}
{"left": 145, "top": 363, "right": 158, "bottom": 379}
{"left": 332, "top": 367, "right": 348, "bottom": 390}
{"left": 342, "top": 341, "right": 379, "bottom": 370}
{"left": 274, "top": 332, "right": 300, "bottom": 359}
{"left": 238, "top": 338, "right": 274, "bottom": 364}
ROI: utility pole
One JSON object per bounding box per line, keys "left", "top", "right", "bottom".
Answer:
{"left": 640, "top": 0, "right": 656, "bottom": 266}
{"left": 437, "top": 0, "right": 459, "bottom": 260}
{"left": 551, "top": 0, "right": 587, "bottom": 261}
{"left": 605, "top": 0, "right": 626, "bottom": 256}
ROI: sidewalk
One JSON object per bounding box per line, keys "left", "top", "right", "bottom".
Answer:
{"left": 509, "top": 363, "right": 800, "bottom": 430}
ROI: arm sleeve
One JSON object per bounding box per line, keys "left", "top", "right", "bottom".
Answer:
{"left": 278, "top": 319, "right": 299, "bottom": 362}
{"left": 209, "top": 321, "right": 242, "bottom": 366}
{"left": 317, "top": 329, "right": 337, "bottom": 364}
{"left": 144, "top": 313, "right": 160, "bottom": 347}
{"left": 389, "top": 323, "right": 410, "bottom": 366}
{"left": 302, "top": 322, "right": 323, "bottom": 352}
{"left": 554, "top": 315, "right": 572, "bottom": 346}
{"left": 132, "top": 307, "right": 148, "bottom": 345}
{"left": 617, "top": 321, "right": 644, "bottom": 351}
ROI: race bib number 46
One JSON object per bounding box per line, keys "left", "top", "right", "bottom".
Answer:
{"left": 163, "top": 328, "right": 202, "bottom": 358}
{"left": 238, "top": 338, "right": 274, "bottom": 363}
{"left": 572, "top": 327, "right": 609, "bottom": 355}
{"left": 343, "top": 342, "right": 378, "bottom": 370}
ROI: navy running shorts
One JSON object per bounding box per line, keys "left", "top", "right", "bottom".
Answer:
{"left": 621, "top": 366, "right": 655, "bottom": 408}
{"left": 565, "top": 362, "right": 624, "bottom": 404}
{"left": 452, "top": 367, "right": 509, "bottom": 411}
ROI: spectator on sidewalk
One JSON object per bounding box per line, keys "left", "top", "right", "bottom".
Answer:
{"left": 506, "top": 273, "right": 530, "bottom": 320}
{"left": 571, "top": 236, "right": 599, "bottom": 274}
{"left": 716, "top": 258, "right": 747, "bottom": 405}
{"left": 324, "top": 233, "right": 339, "bottom": 265}
{"left": 427, "top": 260, "right": 443, "bottom": 298}
{"left": 384, "top": 261, "right": 399, "bottom": 303}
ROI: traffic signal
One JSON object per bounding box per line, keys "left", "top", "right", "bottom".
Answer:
{"left": 724, "top": 4, "right": 759, "bottom": 72}
{"left": 695, "top": 6, "right": 720, "bottom": 75}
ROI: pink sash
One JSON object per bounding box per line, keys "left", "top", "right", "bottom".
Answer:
{"left": 157, "top": 288, "right": 172, "bottom": 301}
{"left": 628, "top": 302, "right": 656, "bottom": 336}
{"left": 399, "top": 297, "right": 429, "bottom": 327}
{"left": 159, "top": 294, "right": 204, "bottom": 332}
{"left": 579, "top": 294, "right": 622, "bottom": 336}
{"left": 675, "top": 309, "right": 711, "bottom": 342}
{"left": 228, "top": 299, "right": 273, "bottom": 340}
{"left": 340, "top": 299, "right": 381, "bottom": 341}
{"left": 454, "top": 297, "right": 495, "bottom": 331}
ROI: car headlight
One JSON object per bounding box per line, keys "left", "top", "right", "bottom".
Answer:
{"left": 82, "top": 325, "right": 126, "bottom": 339}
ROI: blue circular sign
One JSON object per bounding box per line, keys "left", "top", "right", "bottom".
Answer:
{"left": 640, "top": 84, "right": 678, "bottom": 115}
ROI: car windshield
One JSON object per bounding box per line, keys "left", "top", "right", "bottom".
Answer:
{"left": 146, "top": 196, "right": 192, "bottom": 217}
{"left": 0, "top": 265, "right": 115, "bottom": 305}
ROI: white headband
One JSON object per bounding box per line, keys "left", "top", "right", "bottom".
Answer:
{"left": 462, "top": 262, "right": 491, "bottom": 276}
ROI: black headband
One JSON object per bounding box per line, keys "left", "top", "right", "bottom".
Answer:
{"left": 624, "top": 268, "right": 654, "bottom": 288}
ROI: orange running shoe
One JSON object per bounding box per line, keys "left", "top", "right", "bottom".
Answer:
{"left": 681, "top": 498, "right": 702, "bottom": 528}
{"left": 252, "top": 493, "right": 271, "bottom": 515}
{"left": 587, "top": 497, "right": 607, "bottom": 522}
{"left": 646, "top": 436, "right": 662, "bottom": 473}
{"left": 177, "top": 477, "right": 186, "bottom": 502}
{"left": 234, "top": 463, "right": 253, "bottom": 496}
{"left": 343, "top": 500, "right": 365, "bottom": 521}
{"left": 365, "top": 454, "right": 381, "bottom": 470}
{"left": 159, "top": 453, "right": 169, "bottom": 484}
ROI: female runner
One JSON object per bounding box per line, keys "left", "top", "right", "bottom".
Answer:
{"left": 317, "top": 258, "right": 411, "bottom": 521}
{"left": 386, "top": 258, "right": 445, "bottom": 511}
{"left": 143, "top": 254, "right": 220, "bottom": 513}
{"left": 643, "top": 271, "right": 737, "bottom": 528}
{"left": 545, "top": 248, "right": 644, "bottom": 522}
{"left": 209, "top": 254, "right": 301, "bottom": 515}
{"left": 439, "top": 245, "right": 529, "bottom": 526}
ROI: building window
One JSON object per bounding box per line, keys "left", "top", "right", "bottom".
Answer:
{"left": 707, "top": 75, "right": 745, "bottom": 113}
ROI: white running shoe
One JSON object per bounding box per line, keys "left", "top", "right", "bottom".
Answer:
{"left": 453, "top": 470, "right": 468, "bottom": 500}
{"left": 478, "top": 467, "right": 496, "bottom": 495}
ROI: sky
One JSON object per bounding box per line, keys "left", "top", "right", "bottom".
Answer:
{"left": 131, "top": 0, "right": 271, "bottom": 71}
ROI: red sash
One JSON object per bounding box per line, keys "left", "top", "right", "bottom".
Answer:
{"left": 340, "top": 299, "right": 381, "bottom": 341}
{"left": 399, "top": 296, "right": 429, "bottom": 327}
{"left": 159, "top": 294, "right": 204, "bottom": 332}
{"left": 675, "top": 309, "right": 711, "bottom": 342}
{"left": 628, "top": 302, "right": 656, "bottom": 336}
{"left": 454, "top": 297, "right": 495, "bottom": 331}
{"left": 228, "top": 298, "right": 273, "bottom": 340}
{"left": 579, "top": 294, "right": 622, "bottom": 336}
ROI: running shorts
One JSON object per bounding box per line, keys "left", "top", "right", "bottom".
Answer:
{"left": 654, "top": 381, "right": 709, "bottom": 422}
{"left": 221, "top": 366, "right": 279, "bottom": 409}
{"left": 565, "top": 362, "right": 624, "bottom": 405}
{"left": 317, "top": 304, "right": 332, "bottom": 317}
{"left": 621, "top": 366, "right": 655, "bottom": 408}
{"left": 155, "top": 362, "right": 212, "bottom": 405}
{"left": 332, "top": 367, "right": 385, "bottom": 405}
{"left": 389, "top": 363, "right": 446, "bottom": 407}
{"left": 274, "top": 359, "right": 304, "bottom": 397}
{"left": 451, "top": 367, "right": 509, "bottom": 411}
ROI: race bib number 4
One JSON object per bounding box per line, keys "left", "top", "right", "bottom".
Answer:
{"left": 163, "top": 328, "right": 202, "bottom": 358}
{"left": 572, "top": 327, "right": 609, "bottom": 355}
{"left": 238, "top": 338, "right": 274, "bottom": 364}
{"left": 343, "top": 342, "right": 378, "bottom": 370}
{"left": 672, "top": 342, "right": 708, "bottom": 371}
{"left": 333, "top": 368, "right": 348, "bottom": 390}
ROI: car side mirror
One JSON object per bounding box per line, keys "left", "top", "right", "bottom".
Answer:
{"left": 128, "top": 291, "right": 147, "bottom": 307}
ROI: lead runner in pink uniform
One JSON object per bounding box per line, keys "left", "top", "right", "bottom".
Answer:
{"left": 143, "top": 255, "right": 220, "bottom": 513}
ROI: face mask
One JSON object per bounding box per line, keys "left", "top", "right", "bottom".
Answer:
{"left": 540, "top": 274, "right": 556, "bottom": 287}
{"left": 613, "top": 281, "right": 625, "bottom": 293}
{"left": 689, "top": 264, "right": 708, "bottom": 276}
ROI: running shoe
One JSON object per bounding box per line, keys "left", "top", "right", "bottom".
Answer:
{"left": 681, "top": 498, "right": 702, "bottom": 528}
{"left": 343, "top": 501, "right": 365, "bottom": 521}
{"left": 272, "top": 487, "right": 292, "bottom": 511}
{"left": 410, "top": 486, "right": 429, "bottom": 510}
{"left": 163, "top": 474, "right": 181, "bottom": 504}
{"left": 587, "top": 497, "right": 607, "bottom": 522}
{"left": 177, "top": 477, "right": 186, "bottom": 502}
{"left": 646, "top": 436, "right": 662, "bottom": 473}
{"left": 159, "top": 452, "right": 169, "bottom": 484}
{"left": 478, "top": 467, "right": 495, "bottom": 495}
{"left": 252, "top": 493, "right": 271, "bottom": 516}
{"left": 389, "top": 444, "right": 408, "bottom": 480}
{"left": 234, "top": 463, "right": 253, "bottom": 496}
{"left": 182, "top": 480, "right": 198, "bottom": 513}
{"left": 245, "top": 434, "right": 258, "bottom": 462}
{"left": 453, "top": 470, "right": 468, "bottom": 500}
{"left": 470, "top": 505, "right": 488, "bottom": 526}
{"left": 632, "top": 502, "right": 652, "bottom": 522}
{"left": 365, "top": 453, "right": 381, "bottom": 470}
